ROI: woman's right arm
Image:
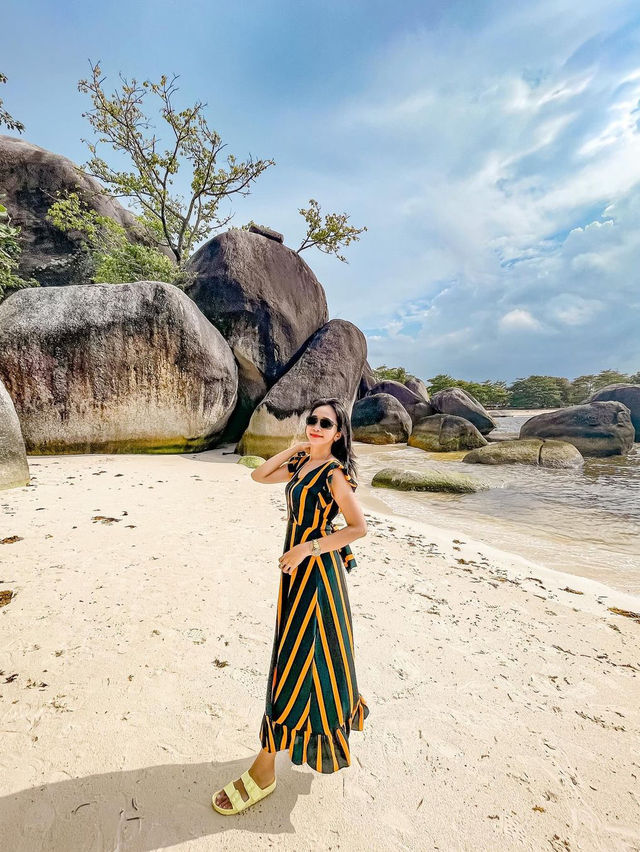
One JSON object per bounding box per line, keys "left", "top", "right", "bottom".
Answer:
{"left": 250, "top": 442, "right": 310, "bottom": 484}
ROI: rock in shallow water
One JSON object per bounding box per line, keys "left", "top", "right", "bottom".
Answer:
{"left": 372, "top": 467, "right": 486, "bottom": 493}
{"left": 587, "top": 384, "right": 640, "bottom": 441}
{"left": 429, "top": 387, "right": 496, "bottom": 435}
{"left": 408, "top": 414, "right": 487, "bottom": 452}
{"left": 462, "top": 438, "right": 584, "bottom": 468}
{"left": 519, "top": 402, "right": 634, "bottom": 457}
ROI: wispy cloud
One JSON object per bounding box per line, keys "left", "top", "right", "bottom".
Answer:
{"left": 280, "top": 2, "right": 640, "bottom": 380}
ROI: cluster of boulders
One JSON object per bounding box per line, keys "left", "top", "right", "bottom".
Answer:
{"left": 353, "top": 381, "right": 496, "bottom": 449}
{"left": 354, "top": 374, "right": 638, "bottom": 491}
{"left": 0, "top": 137, "right": 367, "bottom": 487}
{"left": 0, "top": 135, "right": 638, "bottom": 495}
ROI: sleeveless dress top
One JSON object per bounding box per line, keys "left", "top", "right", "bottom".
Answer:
{"left": 259, "top": 451, "right": 370, "bottom": 773}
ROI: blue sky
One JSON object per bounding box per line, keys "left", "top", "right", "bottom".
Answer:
{"left": 3, "top": 0, "right": 640, "bottom": 383}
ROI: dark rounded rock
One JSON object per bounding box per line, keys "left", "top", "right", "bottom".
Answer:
{"left": 368, "top": 380, "right": 431, "bottom": 425}
{"left": 352, "top": 393, "right": 412, "bottom": 444}
{"left": 405, "top": 377, "right": 430, "bottom": 402}
{"left": 185, "top": 228, "right": 328, "bottom": 437}
{"left": 408, "top": 414, "right": 488, "bottom": 452}
{"left": 238, "top": 319, "right": 366, "bottom": 458}
{"left": 429, "top": 387, "right": 496, "bottom": 435}
{"left": 412, "top": 401, "right": 435, "bottom": 422}
{"left": 588, "top": 384, "right": 640, "bottom": 440}
{"left": 519, "top": 402, "right": 634, "bottom": 457}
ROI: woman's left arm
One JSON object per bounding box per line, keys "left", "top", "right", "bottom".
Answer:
{"left": 278, "top": 469, "right": 367, "bottom": 574}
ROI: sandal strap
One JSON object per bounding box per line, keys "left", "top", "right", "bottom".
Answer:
{"left": 240, "top": 770, "right": 264, "bottom": 801}
{"left": 223, "top": 782, "right": 247, "bottom": 811}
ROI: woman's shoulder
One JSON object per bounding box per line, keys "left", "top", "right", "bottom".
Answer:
{"left": 326, "top": 458, "right": 357, "bottom": 490}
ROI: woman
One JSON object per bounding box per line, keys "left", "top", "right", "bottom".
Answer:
{"left": 212, "top": 397, "right": 370, "bottom": 814}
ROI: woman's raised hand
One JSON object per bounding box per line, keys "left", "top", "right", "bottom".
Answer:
{"left": 288, "top": 441, "right": 311, "bottom": 457}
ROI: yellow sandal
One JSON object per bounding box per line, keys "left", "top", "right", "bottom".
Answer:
{"left": 212, "top": 770, "right": 277, "bottom": 815}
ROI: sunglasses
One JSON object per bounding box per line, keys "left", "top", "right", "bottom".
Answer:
{"left": 306, "top": 414, "right": 337, "bottom": 430}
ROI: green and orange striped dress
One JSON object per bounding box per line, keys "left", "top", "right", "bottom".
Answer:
{"left": 259, "top": 450, "right": 370, "bottom": 773}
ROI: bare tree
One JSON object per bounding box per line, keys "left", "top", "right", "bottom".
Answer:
{"left": 78, "top": 61, "right": 275, "bottom": 264}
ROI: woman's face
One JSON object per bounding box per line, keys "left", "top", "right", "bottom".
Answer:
{"left": 305, "top": 404, "right": 341, "bottom": 451}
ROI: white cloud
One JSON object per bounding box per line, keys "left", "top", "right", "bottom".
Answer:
{"left": 499, "top": 309, "right": 543, "bottom": 332}
{"left": 545, "top": 294, "right": 604, "bottom": 326}
{"left": 234, "top": 2, "right": 640, "bottom": 380}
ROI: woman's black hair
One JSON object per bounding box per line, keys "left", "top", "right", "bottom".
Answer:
{"left": 307, "top": 397, "right": 358, "bottom": 482}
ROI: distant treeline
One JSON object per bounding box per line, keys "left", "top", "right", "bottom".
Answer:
{"left": 373, "top": 366, "right": 640, "bottom": 409}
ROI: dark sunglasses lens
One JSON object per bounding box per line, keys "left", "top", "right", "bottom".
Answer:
{"left": 305, "top": 415, "right": 335, "bottom": 429}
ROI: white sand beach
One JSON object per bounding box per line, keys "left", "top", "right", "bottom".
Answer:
{"left": 1, "top": 449, "right": 639, "bottom": 851}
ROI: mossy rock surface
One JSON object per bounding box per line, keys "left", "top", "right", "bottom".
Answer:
{"left": 463, "top": 438, "right": 583, "bottom": 468}
{"left": 237, "top": 455, "right": 266, "bottom": 469}
{"left": 371, "top": 466, "right": 485, "bottom": 493}
{"left": 409, "top": 414, "right": 487, "bottom": 452}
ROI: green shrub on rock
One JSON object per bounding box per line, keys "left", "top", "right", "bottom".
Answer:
{"left": 45, "top": 191, "right": 188, "bottom": 287}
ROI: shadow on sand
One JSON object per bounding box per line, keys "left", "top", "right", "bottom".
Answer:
{"left": 2, "top": 755, "right": 312, "bottom": 850}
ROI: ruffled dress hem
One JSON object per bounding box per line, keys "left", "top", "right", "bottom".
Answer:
{"left": 259, "top": 694, "right": 369, "bottom": 774}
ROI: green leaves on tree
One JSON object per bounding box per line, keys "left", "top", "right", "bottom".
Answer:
{"left": 77, "top": 61, "right": 275, "bottom": 265}
{"left": 296, "top": 199, "right": 367, "bottom": 262}
{"left": 0, "top": 73, "right": 24, "bottom": 133}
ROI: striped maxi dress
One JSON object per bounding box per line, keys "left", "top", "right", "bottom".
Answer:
{"left": 259, "top": 450, "right": 370, "bottom": 773}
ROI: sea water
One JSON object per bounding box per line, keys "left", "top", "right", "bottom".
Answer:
{"left": 355, "top": 410, "right": 640, "bottom": 595}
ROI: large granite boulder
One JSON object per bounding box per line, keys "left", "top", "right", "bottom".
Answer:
{"left": 372, "top": 467, "right": 484, "bottom": 493}
{"left": 519, "top": 402, "right": 634, "bottom": 457}
{"left": 408, "top": 414, "right": 488, "bottom": 452}
{"left": 0, "top": 135, "right": 163, "bottom": 291}
{"left": 238, "top": 319, "right": 366, "bottom": 458}
{"left": 368, "top": 380, "right": 433, "bottom": 425}
{"left": 351, "top": 393, "right": 412, "bottom": 444}
{"left": 429, "top": 387, "right": 496, "bottom": 435}
{"left": 462, "top": 438, "right": 583, "bottom": 468}
{"left": 405, "top": 376, "right": 430, "bottom": 402}
{"left": 587, "top": 384, "right": 640, "bottom": 441}
{"left": 0, "top": 281, "right": 237, "bottom": 453}
{"left": 185, "top": 228, "right": 328, "bottom": 437}
{"left": 0, "top": 378, "right": 29, "bottom": 489}
{"left": 357, "top": 360, "right": 377, "bottom": 400}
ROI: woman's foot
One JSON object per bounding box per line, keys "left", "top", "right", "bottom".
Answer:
{"left": 214, "top": 750, "right": 276, "bottom": 811}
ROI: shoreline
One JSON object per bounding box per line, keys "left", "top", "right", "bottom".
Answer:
{"left": 352, "top": 435, "right": 640, "bottom": 599}
{"left": 1, "top": 449, "right": 639, "bottom": 850}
